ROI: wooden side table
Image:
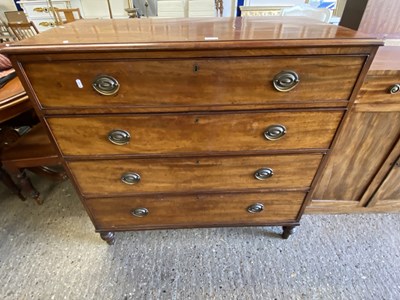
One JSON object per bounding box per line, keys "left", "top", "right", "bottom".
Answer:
{"left": 0, "top": 76, "right": 33, "bottom": 201}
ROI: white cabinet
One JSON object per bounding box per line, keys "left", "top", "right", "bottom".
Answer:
{"left": 18, "top": 0, "right": 129, "bottom": 31}
{"left": 79, "top": 0, "right": 127, "bottom": 19}
{"left": 17, "top": 0, "right": 83, "bottom": 31}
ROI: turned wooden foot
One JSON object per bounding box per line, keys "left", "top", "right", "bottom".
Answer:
{"left": 0, "top": 167, "right": 25, "bottom": 201}
{"left": 100, "top": 232, "right": 115, "bottom": 245}
{"left": 282, "top": 225, "right": 297, "bottom": 239}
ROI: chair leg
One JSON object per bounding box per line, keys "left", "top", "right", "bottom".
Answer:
{"left": 16, "top": 169, "right": 42, "bottom": 205}
{"left": 28, "top": 166, "right": 67, "bottom": 181}
{"left": 0, "top": 166, "right": 26, "bottom": 201}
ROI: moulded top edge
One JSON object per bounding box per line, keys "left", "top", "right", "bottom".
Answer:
{"left": 2, "top": 17, "right": 383, "bottom": 54}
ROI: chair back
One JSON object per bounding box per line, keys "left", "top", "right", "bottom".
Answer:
{"left": 8, "top": 21, "right": 39, "bottom": 41}
{"left": 0, "top": 20, "right": 16, "bottom": 43}
{"left": 53, "top": 8, "right": 83, "bottom": 24}
{"left": 4, "top": 11, "right": 30, "bottom": 24}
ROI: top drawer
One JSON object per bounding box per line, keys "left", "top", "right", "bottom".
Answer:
{"left": 23, "top": 56, "right": 365, "bottom": 109}
{"left": 356, "top": 71, "right": 400, "bottom": 108}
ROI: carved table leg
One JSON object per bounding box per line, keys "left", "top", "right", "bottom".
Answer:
{"left": 17, "top": 170, "right": 42, "bottom": 205}
{"left": 100, "top": 232, "right": 115, "bottom": 245}
{"left": 0, "top": 166, "right": 25, "bottom": 201}
{"left": 282, "top": 225, "right": 297, "bottom": 239}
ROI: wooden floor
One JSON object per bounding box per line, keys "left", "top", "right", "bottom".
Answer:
{"left": 1, "top": 175, "right": 399, "bottom": 299}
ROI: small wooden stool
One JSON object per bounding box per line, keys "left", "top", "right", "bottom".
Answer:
{"left": 1, "top": 124, "right": 67, "bottom": 204}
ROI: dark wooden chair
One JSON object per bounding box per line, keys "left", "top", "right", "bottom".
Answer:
{"left": 1, "top": 124, "right": 67, "bottom": 205}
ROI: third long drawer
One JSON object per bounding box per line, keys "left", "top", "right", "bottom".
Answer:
{"left": 68, "top": 154, "right": 323, "bottom": 197}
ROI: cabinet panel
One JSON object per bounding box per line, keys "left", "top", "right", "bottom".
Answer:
{"left": 311, "top": 111, "right": 400, "bottom": 202}
{"left": 367, "top": 137, "right": 400, "bottom": 208}
{"left": 371, "top": 159, "right": 400, "bottom": 202}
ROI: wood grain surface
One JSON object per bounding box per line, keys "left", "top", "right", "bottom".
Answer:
{"left": 23, "top": 56, "right": 365, "bottom": 109}
{"left": 68, "top": 154, "right": 322, "bottom": 197}
{"left": 86, "top": 191, "right": 305, "bottom": 230}
{"left": 370, "top": 47, "right": 400, "bottom": 71}
{"left": 359, "top": 0, "right": 400, "bottom": 38}
{"left": 370, "top": 160, "right": 400, "bottom": 203}
{"left": 47, "top": 111, "right": 343, "bottom": 157}
{"left": 311, "top": 112, "right": 400, "bottom": 202}
{"left": 365, "top": 137, "right": 400, "bottom": 207}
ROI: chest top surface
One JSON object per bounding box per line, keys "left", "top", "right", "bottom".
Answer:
{"left": 2, "top": 17, "right": 382, "bottom": 54}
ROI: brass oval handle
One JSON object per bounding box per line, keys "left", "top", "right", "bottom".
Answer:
{"left": 247, "top": 203, "right": 264, "bottom": 213}
{"left": 273, "top": 70, "right": 299, "bottom": 92}
{"left": 39, "top": 21, "right": 55, "bottom": 27}
{"left": 34, "top": 7, "right": 48, "bottom": 12}
{"left": 254, "top": 168, "right": 274, "bottom": 180}
{"left": 131, "top": 207, "right": 148, "bottom": 217}
{"left": 121, "top": 172, "right": 141, "bottom": 185}
{"left": 264, "top": 124, "right": 286, "bottom": 140}
{"left": 389, "top": 84, "right": 400, "bottom": 94}
{"left": 92, "top": 75, "right": 120, "bottom": 96}
{"left": 108, "top": 129, "right": 130, "bottom": 145}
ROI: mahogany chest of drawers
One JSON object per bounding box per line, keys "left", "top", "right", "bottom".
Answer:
{"left": 3, "top": 17, "right": 381, "bottom": 244}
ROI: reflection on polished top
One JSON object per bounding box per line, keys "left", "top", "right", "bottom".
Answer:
{"left": 370, "top": 46, "right": 400, "bottom": 71}
{"left": 3, "top": 17, "right": 382, "bottom": 52}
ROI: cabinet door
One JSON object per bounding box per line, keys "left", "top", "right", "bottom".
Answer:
{"left": 309, "top": 112, "right": 400, "bottom": 208}
{"left": 307, "top": 63, "right": 400, "bottom": 213}
{"left": 370, "top": 157, "right": 400, "bottom": 201}
{"left": 367, "top": 137, "right": 400, "bottom": 210}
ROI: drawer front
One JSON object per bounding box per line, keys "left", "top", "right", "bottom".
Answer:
{"left": 356, "top": 72, "right": 400, "bottom": 106}
{"left": 68, "top": 154, "right": 322, "bottom": 196}
{"left": 86, "top": 192, "right": 305, "bottom": 230}
{"left": 24, "top": 56, "right": 364, "bottom": 109}
{"left": 47, "top": 111, "right": 343, "bottom": 156}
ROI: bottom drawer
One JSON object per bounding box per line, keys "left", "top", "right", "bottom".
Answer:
{"left": 85, "top": 192, "right": 305, "bottom": 230}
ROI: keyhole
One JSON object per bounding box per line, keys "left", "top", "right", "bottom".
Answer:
{"left": 193, "top": 64, "right": 200, "bottom": 72}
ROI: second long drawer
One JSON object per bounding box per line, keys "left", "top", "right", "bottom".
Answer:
{"left": 68, "top": 154, "right": 323, "bottom": 197}
{"left": 47, "top": 110, "right": 343, "bottom": 157}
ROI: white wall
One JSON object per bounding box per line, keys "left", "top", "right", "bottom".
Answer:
{"left": 0, "top": 0, "right": 17, "bottom": 22}
{"left": 79, "top": 0, "right": 128, "bottom": 19}
{"left": 245, "top": 0, "right": 304, "bottom": 5}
